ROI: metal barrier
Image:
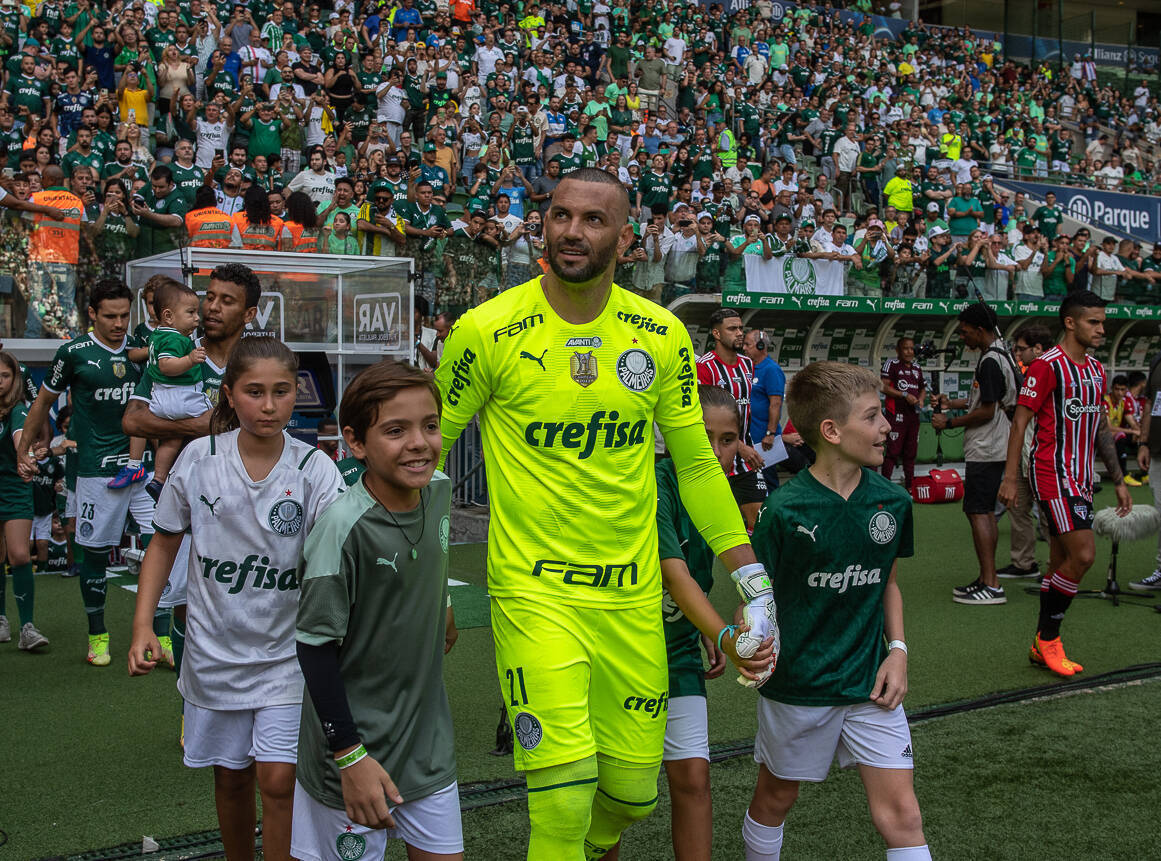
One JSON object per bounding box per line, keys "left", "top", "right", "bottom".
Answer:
{"left": 446, "top": 416, "right": 488, "bottom": 507}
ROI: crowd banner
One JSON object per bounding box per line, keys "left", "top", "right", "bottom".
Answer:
{"left": 719, "top": 292, "right": 1161, "bottom": 320}
{"left": 743, "top": 254, "right": 846, "bottom": 295}
{"left": 1000, "top": 179, "right": 1161, "bottom": 246}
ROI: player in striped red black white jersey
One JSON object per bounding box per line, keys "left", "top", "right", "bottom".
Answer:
{"left": 999, "top": 290, "right": 1132, "bottom": 678}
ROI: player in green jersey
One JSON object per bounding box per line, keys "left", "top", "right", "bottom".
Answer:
{"left": 653, "top": 384, "right": 771, "bottom": 861}
{"left": 0, "top": 352, "right": 47, "bottom": 651}
{"left": 20, "top": 281, "right": 158, "bottom": 667}
{"left": 435, "top": 169, "right": 776, "bottom": 860}
{"left": 294, "top": 360, "right": 462, "bottom": 859}
{"left": 743, "top": 362, "right": 929, "bottom": 861}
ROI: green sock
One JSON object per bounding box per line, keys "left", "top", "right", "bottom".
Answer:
{"left": 11, "top": 563, "right": 34, "bottom": 627}
{"left": 172, "top": 615, "right": 186, "bottom": 676}
{"left": 153, "top": 608, "right": 171, "bottom": 638}
{"left": 79, "top": 553, "right": 109, "bottom": 635}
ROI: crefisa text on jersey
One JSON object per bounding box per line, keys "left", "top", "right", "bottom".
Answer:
{"left": 198, "top": 553, "right": 300, "bottom": 594}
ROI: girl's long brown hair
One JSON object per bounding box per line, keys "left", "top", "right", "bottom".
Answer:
{"left": 211, "top": 337, "right": 299, "bottom": 434}
{"left": 0, "top": 351, "right": 25, "bottom": 420}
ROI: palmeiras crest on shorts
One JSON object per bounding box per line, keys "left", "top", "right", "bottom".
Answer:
{"left": 514, "top": 712, "right": 543, "bottom": 750}
{"left": 268, "top": 498, "right": 304, "bottom": 536}
{"left": 79, "top": 521, "right": 94, "bottom": 539}
{"left": 868, "top": 510, "right": 897, "bottom": 545}
{"left": 571, "top": 350, "right": 598, "bottom": 387}
{"left": 335, "top": 830, "right": 367, "bottom": 860}
{"left": 616, "top": 349, "right": 655, "bottom": 392}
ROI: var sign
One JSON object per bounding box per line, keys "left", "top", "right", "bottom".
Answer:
{"left": 244, "top": 292, "right": 285, "bottom": 339}
{"left": 354, "top": 292, "right": 404, "bottom": 350}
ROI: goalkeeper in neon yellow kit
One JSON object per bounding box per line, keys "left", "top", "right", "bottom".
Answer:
{"left": 435, "top": 169, "right": 777, "bottom": 860}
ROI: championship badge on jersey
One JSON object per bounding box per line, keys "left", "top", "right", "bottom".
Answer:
{"left": 112, "top": 358, "right": 126, "bottom": 378}
{"left": 570, "top": 350, "right": 597, "bottom": 387}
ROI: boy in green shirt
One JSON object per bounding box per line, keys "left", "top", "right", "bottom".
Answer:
{"left": 742, "top": 362, "right": 929, "bottom": 861}
{"left": 293, "top": 360, "right": 462, "bottom": 859}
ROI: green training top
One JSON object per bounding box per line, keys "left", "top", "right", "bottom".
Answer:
{"left": 656, "top": 457, "right": 715, "bottom": 699}
{"left": 753, "top": 467, "right": 914, "bottom": 706}
{"left": 296, "top": 473, "right": 456, "bottom": 808}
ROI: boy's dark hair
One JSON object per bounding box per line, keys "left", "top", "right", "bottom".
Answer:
{"left": 339, "top": 360, "right": 441, "bottom": 445}
{"left": 152, "top": 279, "right": 197, "bottom": 319}
{"left": 90, "top": 278, "right": 132, "bottom": 311}
{"left": 1059, "top": 289, "right": 1107, "bottom": 324}
{"left": 1112, "top": 373, "right": 1129, "bottom": 388}
{"left": 208, "top": 262, "right": 262, "bottom": 309}
{"left": 699, "top": 384, "right": 741, "bottom": 433}
{"left": 786, "top": 361, "right": 881, "bottom": 449}
{"left": 212, "top": 337, "right": 298, "bottom": 434}
{"left": 1013, "top": 323, "right": 1052, "bottom": 351}
{"left": 957, "top": 301, "right": 997, "bottom": 332}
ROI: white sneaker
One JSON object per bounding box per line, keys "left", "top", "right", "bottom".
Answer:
{"left": 1129, "top": 570, "right": 1161, "bottom": 591}
{"left": 17, "top": 622, "right": 48, "bottom": 651}
{"left": 0, "top": 615, "right": 10, "bottom": 643}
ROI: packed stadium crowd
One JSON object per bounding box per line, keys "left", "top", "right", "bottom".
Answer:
{"left": 1, "top": 0, "right": 1161, "bottom": 339}
{"left": 2, "top": 0, "right": 1161, "bottom": 859}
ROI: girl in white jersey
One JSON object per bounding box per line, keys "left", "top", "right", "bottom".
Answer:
{"left": 128, "top": 337, "right": 343, "bottom": 861}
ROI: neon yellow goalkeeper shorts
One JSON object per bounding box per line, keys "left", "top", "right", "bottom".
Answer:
{"left": 491, "top": 596, "right": 668, "bottom": 771}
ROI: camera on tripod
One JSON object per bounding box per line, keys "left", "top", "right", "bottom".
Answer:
{"left": 914, "top": 339, "right": 955, "bottom": 361}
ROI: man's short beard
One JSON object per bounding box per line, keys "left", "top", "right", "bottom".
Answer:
{"left": 546, "top": 233, "right": 618, "bottom": 285}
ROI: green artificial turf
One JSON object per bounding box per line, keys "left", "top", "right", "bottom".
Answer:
{"left": 3, "top": 488, "right": 1160, "bottom": 858}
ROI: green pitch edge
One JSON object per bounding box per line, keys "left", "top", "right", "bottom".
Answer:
{"left": 47, "top": 663, "right": 1161, "bottom": 860}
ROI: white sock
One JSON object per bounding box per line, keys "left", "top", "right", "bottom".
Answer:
{"left": 886, "top": 846, "right": 931, "bottom": 860}
{"left": 128, "top": 459, "right": 142, "bottom": 469}
{"left": 742, "top": 810, "right": 783, "bottom": 861}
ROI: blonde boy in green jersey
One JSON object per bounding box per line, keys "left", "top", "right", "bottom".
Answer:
{"left": 743, "top": 362, "right": 930, "bottom": 861}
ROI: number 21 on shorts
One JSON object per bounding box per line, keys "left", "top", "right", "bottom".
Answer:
{"left": 505, "top": 666, "right": 529, "bottom": 706}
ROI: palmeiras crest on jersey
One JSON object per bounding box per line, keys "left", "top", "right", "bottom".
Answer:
{"left": 868, "top": 510, "right": 897, "bottom": 545}
{"left": 571, "top": 350, "right": 598, "bottom": 387}
{"left": 514, "top": 712, "right": 543, "bottom": 750}
{"left": 268, "top": 498, "right": 304, "bottom": 536}
{"left": 335, "top": 830, "right": 367, "bottom": 860}
{"left": 616, "top": 349, "right": 655, "bottom": 392}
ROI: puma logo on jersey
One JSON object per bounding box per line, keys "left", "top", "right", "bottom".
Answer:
{"left": 520, "top": 349, "right": 547, "bottom": 371}
{"left": 86, "top": 360, "right": 101, "bottom": 369}
{"left": 377, "top": 553, "right": 398, "bottom": 572}
{"left": 200, "top": 495, "right": 220, "bottom": 515}
{"left": 796, "top": 524, "right": 819, "bottom": 542}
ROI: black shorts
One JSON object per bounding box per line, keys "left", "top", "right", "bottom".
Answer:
{"left": 729, "top": 468, "right": 768, "bottom": 506}
{"left": 963, "top": 461, "right": 1005, "bottom": 514}
{"left": 1037, "top": 496, "right": 1094, "bottom": 537}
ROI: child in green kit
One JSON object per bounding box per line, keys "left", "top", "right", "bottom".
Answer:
{"left": 742, "top": 361, "right": 930, "bottom": 861}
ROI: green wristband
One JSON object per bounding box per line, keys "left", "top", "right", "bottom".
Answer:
{"left": 334, "top": 744, "right": 367, "bottom": 769}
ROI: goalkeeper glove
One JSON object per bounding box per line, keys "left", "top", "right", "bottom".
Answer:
{"left": 731, "top": 563, "right": 780, "bottom": 689}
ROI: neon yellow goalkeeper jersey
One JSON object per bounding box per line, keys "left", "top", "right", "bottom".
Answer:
{"left": 436, "top": 276, "right": 704, "bottom": 609}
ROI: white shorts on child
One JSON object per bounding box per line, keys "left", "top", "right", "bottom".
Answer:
{"left": 150, "top": 381, "right": 212, "bottom": 421}
{"left": 182, "top": 701, "right": 299, "bottom": 769}
{"left": 663, "top": 695, "right": 710, "bottom": 762}
{"left": 157, "top": 532, "right": 191, "bottom": 609}
{"left": 30, "top": 512, "right": 52, "bottom": 542}
{"left": 754, "top": 698, "right": 914, "bottom": 782}
{"left": 291, "top": 779, "right": 464, "bottom": 859}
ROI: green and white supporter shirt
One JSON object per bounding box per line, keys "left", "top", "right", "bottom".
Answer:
{"left": 43, "top": 334, "right": 143, "bottom": 478}
{"left": 753, "top": 468, "right": 914, "bottom": 706}
{"left": 296, "top": 473, "right": 455, "bottom": 809}
{"left": 148, "top": 328, "right": 200, "bottom": 386}
{"left": 153, "top": 430, "right": 343, "bottom": 710}
{"left": 656, "top": 458, "right": 715, "bottom": 699}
